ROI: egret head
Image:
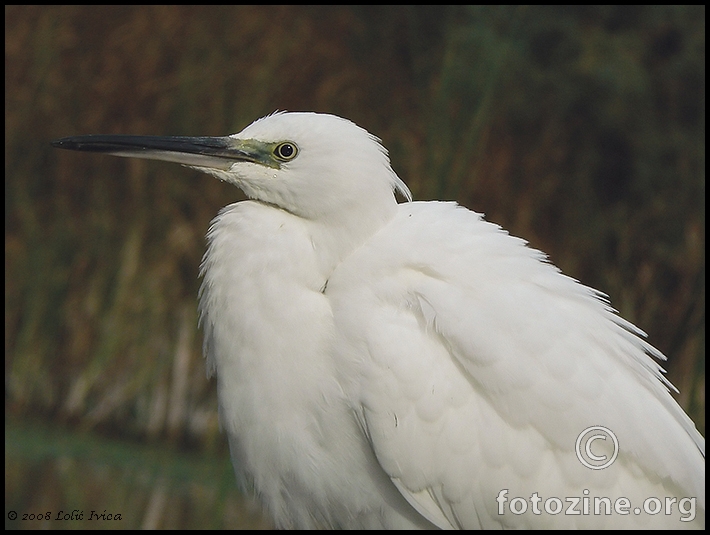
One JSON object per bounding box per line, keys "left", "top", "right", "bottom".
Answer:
{"left": 223, "top": 113, "right": 411, "bottom": 220}
{"left": 52, "top": 112, "right": 411, "bottom": 222}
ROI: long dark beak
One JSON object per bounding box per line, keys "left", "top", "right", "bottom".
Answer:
{"left": 51, "top": 135, "right": 259, "bottom": 171}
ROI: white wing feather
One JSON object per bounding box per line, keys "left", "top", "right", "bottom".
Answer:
{"left": 328, "top": 201, "right": 705, "bottom": 529}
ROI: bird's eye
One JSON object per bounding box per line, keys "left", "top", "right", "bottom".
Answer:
{"left": 274, "top": 142, "right": 298, "bottom": 161}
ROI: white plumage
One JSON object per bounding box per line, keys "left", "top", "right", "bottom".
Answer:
{"left": 54, "top": 112, "right": 704, "bottom": 529}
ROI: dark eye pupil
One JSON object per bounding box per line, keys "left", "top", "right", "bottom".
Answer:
{"left": 278, "top": 143, "right": 294, "bottom": 158}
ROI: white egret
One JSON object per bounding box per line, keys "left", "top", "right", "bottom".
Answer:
{"left": 53, "top": 112, "right": 704, "bottom": 529}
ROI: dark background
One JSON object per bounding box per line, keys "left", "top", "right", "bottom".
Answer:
{"left": 6, "top": 6, "right": 704, "bottom": 529}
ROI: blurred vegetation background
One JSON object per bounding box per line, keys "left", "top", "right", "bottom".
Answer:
{"left": 5, "top": 5, "right": 704, "bottom": 529}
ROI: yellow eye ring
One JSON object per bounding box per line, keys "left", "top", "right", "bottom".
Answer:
{"left": 274, "top": 142, "right": 298, "bottom": 161}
